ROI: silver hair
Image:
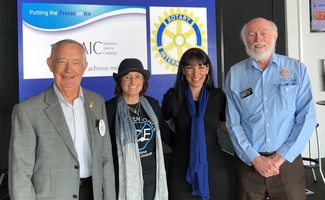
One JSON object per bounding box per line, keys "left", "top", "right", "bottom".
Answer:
{"left": 240, "top": 19, "right": 278, "bottom": 46}
{"left": 49, "top": 39, "right": 87, "bottom": 63}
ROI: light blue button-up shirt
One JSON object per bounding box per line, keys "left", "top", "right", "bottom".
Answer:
{"left": 225, "top": 53, "right": 316, "bottom": 166}
{"left": 54, "top": 84, "right": 92, "bottom": 178}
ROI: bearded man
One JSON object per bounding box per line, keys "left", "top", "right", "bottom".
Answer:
{"left": 225, "top": 18, "right": 316, "bottom": 200}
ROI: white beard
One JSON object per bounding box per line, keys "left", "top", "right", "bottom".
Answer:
{"left": 246, "top": 42, "right": 275, "bottom": 61}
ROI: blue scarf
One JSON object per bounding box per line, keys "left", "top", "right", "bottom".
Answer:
{"left": 185, "top": 86, "right": 210, "bottom": 200}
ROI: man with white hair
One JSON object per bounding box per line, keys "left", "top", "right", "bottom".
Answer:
{"left": 9, "top": 39, "right": 116, "bottom": 200}
{"left": 225, "top": 18, "right": 316, "bottom": 200}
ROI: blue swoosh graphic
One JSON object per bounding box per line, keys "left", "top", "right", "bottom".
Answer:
{"left": 22, "top": 3, "right": 145, "bottom": 30}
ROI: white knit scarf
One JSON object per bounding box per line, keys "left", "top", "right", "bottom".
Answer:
{"left": 115, "top": 96, "right": 168, "bottom": 200}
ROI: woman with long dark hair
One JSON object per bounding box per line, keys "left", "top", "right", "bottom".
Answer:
{"left": 161, "top": 48, "right": 234, "bottom": 200}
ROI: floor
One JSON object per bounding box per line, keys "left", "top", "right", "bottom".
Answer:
{"left": 305, "top": 158, "right": 325, "bottom": 200}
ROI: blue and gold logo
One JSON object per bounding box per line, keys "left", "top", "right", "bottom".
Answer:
{"left": 313, "top": 2, "right": 325, "bottom": 8}
{"left": 151, "top": 8, "right": 207, "bottom": 72}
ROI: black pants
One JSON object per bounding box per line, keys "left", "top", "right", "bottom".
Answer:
{"left": 79, "top": 177, "right": 93, "bottom": 200}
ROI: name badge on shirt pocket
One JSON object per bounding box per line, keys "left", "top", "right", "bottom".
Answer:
{"left": 240, "top": 88, "right": 253, "bottom": 99}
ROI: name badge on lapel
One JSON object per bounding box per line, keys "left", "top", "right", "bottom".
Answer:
{"left": 98, "top": 119, "right": 105, "bottom": 136}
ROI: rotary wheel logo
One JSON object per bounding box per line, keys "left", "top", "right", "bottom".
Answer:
{"left": 151, "top": 8, "right": 207, "bottom": 72}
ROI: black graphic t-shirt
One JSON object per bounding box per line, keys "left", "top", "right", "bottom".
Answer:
{"left": 128, "top": 103, "right": 156, "bottom": 200}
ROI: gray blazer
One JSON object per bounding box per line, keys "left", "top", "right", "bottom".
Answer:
{"left": 9, "top": 84, "right": 116, "bottom": 200}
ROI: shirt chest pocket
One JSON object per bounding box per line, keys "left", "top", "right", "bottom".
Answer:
{"left": 233, "top": 90, "right": 263, "bottom": 118}
{"left": 273, "top": 84, "right": 299, "bottom": 111}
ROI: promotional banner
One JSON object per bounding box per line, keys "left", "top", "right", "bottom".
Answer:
{"left": 310, "top": 0, "right": 325, "bottom": 32}
{"left": 18, "top": 0, "right": 217, "bottom": 102}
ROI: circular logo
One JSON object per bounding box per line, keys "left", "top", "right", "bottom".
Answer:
{"left": 151, "top": 8, "right": 207, "bottom": 72}
{"left": 98, "top": 119, "right": 105, "bottom": 136}
{"left": 280, "top": 69, "right": 290, "bottom": 78}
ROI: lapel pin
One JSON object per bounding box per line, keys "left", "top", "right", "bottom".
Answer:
{"left": 89, "top": 100, "right": 93, "bottom": 108}
{"left": 280, "top": 69, "right": 290, "bottom": 78}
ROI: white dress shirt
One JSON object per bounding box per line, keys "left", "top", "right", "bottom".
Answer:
{"left": 54, "top": 84, "right": 92, "bottom": 178}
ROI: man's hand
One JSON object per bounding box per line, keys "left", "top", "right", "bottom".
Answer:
{"left": 269, "top": 153, "right": 285, "bottom": 168}
{"left": 251, "top": 156, "right": 280, "bottom": 177}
